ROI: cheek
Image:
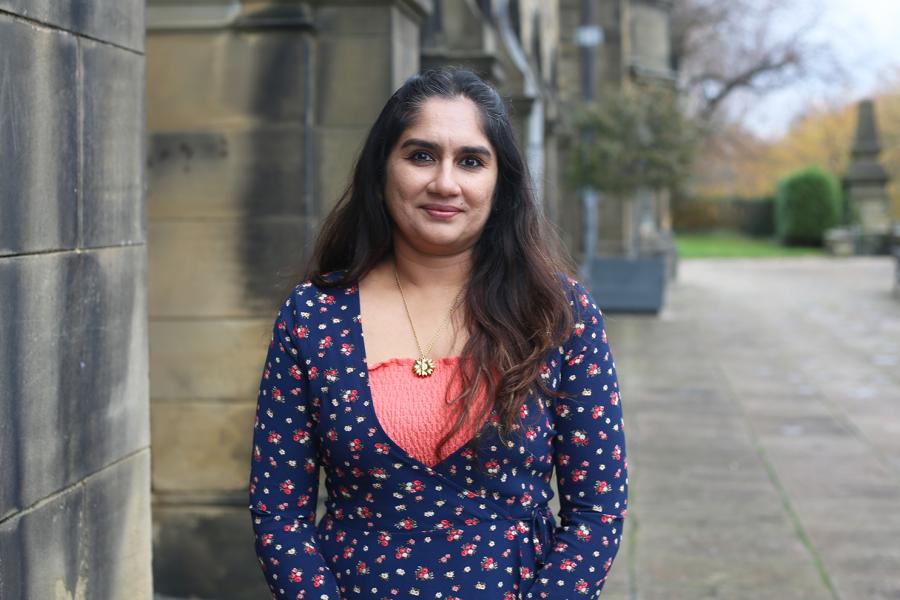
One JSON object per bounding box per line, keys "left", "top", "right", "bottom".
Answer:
{"left": 383, "top": 171, "right": 409, "bottom": 217}
{"left": 385, "top": 165, "right": 423, "bottom": 205}
{"left": 383, "top": 193, "right": 407, "bottom": 227}
{"left": 476, "top": 192, "right": 493, "bottom": 217}
{"left": 476, "top": 180, "right": 497, "bottom": 213}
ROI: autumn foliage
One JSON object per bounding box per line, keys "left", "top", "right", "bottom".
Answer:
{"left": 690, "top": 71, "right": 900, "bottom": 219}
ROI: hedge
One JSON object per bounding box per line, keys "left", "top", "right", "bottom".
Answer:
{"left": 775, "top": 166, "right": 842, "bottom": 246}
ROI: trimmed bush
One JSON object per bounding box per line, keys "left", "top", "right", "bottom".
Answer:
{"left": 775, "top": 166, "right": 842, "bottom": 246}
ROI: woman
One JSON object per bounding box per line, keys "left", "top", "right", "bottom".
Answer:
{"left": 248, "top": 67, "right": 627, "bottom": 599}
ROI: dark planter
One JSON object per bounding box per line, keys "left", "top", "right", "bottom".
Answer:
{"left": 893, "top": 225, "right": 900, "bottom": 298}
{"left": 583, "top": 255, "right": 667, "bottom": 314}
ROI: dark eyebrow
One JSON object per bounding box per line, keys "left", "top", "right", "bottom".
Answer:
{"left": 399, "top": 138, "right": 493, "bottom": 159}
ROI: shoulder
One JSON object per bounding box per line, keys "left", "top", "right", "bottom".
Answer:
{"left": 283, "top": 271, "right": 354, "bottom": 307}
{"left": 558, "top": 275, "right": 607, "bottom": 350}
{"left": 274, "top": 272, "right": 359, "bottom": 357}
{"left": 272, "top": 271, "right": 356, "bottom": 332}
{"left": 559, "top": 275, "right": 603, "bottom": 323}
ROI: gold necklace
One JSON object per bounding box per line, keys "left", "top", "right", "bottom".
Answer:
{"left": 393, "top": 263, "right": 465, "bottom": 377}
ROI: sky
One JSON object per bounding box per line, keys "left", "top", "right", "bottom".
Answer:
{"left": 739, "top": 0, "right": 900, "bottom": 139}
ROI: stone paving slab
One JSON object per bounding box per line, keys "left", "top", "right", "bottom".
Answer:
{"left": 598, "top": 257, "right": 899, "bottom": 600}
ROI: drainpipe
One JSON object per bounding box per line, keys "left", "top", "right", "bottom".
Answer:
{"left": 576, "top": 0, "right": 603, "bottom": 272}
{"left": 494, "top": 0, "right": 544, "bottom": 202}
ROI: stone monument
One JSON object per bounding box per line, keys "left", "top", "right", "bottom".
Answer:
{"left": 830, "top": 99, "right": 893, "bottom": 255}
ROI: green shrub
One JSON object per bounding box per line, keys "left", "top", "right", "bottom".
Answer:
{"left": 568, "top": 87, "right": 697, "bottom": 195}
{"left": 775, "top": 166, "right": 842, "bottom": 245}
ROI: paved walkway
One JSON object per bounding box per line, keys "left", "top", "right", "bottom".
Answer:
{"left": 597, "top": 257, "right": 900, "bottom": 600}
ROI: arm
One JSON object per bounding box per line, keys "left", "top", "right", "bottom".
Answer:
{"left": 524, "top": 282, "right": 628, "bottom": 599}
{"left": 248, "top": 286, "right": 342, "bottom": 599}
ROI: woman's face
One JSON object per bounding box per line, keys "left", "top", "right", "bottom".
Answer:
{"left": 383, "top": 96, "right": 499, "bottom": 257}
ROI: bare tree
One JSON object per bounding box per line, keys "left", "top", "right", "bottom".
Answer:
{"left": 672, "top": 0, "right": 841, "bottom": 123}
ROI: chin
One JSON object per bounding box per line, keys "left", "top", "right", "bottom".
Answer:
{"left": 410, "top": 224, "right": 462, "bottom": 244}
{"left": 423, "top": 239, "right": 469, "bottom": 255}
{"left": 411, "top": 233, "right": 474, "bottom": 255}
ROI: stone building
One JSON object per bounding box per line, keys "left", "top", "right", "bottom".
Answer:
{"left": 0, "top": 1, "right": 674, "bottom": 598}
{"left": 146, "top": 2, "right": 675, "bottom": 596}
{"left": 0, "top": 1, "right": 152, "bottom": 598}
{"left": 145, "top": 1, "right": 570, "bottom": 596}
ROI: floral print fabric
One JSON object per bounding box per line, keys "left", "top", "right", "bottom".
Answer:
{"left": 248, "top": 274, "right": 628, "bottom": 599}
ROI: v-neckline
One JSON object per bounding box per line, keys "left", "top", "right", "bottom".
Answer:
{"left": 350, "top": 282, "right": 488, "bottom": 473}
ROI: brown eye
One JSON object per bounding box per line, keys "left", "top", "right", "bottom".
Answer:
{"left": 460, "top": 156, "right": 484, "bottom": 168}
{"left": 409, "top": 151, "right": 434, "bottom": 163}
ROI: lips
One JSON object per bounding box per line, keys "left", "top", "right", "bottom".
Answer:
{"left": 420, "top": 204, "right": 463, "bottom": 219}
{"left": 421, "top": 204, "right": 462, "bottom": 213}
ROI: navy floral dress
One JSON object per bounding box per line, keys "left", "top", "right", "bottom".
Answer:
{"left": 248, "top": 274, "right": 628, "bottom": 599}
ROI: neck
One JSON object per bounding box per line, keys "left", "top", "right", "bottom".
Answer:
{"left": 391, "top": 239, "right": 473, "bottom": 291}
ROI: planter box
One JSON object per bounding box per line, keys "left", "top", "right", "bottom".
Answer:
{"left": 583, "top": 255, "right": 667, "bottom": 314}
{"left": 893, "top": 225, "right": 900, "bottom": 299}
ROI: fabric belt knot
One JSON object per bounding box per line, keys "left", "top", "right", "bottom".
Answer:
{"left": 529, "top": 504, "right": 556, "bottom": 565}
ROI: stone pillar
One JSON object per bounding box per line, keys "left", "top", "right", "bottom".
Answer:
{"left": 146, "top": 1, "right": 429, "bottom": 597}
{"left": 0, "top": 2, "right": 152, "bottom": 599}
{"left": 844, "top": 99, "right": 893, "bottom": 255}
{"left": 421, "top": 0, "right": 565, "bottom": 228}
{"left": 146, "top": 2, "right": 318, "bottom": 597}
{"left": 312, "top": 0, "right": 431, "bottom": 215}
{"left": 420, "top": 0, "right": 503, "bottom": 81}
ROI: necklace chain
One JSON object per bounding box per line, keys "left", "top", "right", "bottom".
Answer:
{"left": 393, "top": 262, "right": 465, "bottom": 377}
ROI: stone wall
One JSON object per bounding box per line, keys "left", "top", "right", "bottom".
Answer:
{"left": 146, "top": 1, "right": 430, "bottom": 596}
{"left": 0, "top": 2, "right": 152, "bottom": 599}
{"left": 144, "top": 0, "right": 672, "bottom": 595}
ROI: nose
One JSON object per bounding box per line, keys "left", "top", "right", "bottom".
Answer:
{"left": 427, "top": 161, "right": 462, "bottom": 197}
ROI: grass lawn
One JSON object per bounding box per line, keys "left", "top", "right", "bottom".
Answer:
{"left": 675, "top": 231, "right": 826, "bottom": 258}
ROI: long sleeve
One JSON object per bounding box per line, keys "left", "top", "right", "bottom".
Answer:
{"left": 248, "top": 287, "right": 341, "bottom": 599}
{"left": 523, "top": 281, "right": 628, "bottom": 599}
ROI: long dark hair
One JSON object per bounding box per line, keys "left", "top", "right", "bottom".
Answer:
{"left": 308, "top": 66, "right": 574, "bottom": 461}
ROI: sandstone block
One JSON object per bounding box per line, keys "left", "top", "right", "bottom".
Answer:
{"left": 151, "top": 400, "right": 256, "bottom": 493}
{"left": 150, "top": 318, "right": 271, "bottom": 401}
{"left": 82, "top": 38, "right": 145, "bottom": 247}
{"left": 0, "top": 452, "right": 153, "bottom": 600}
{"left": 0, "top": 247, "right": 149, "bottom": 518}
{"left": 152, "top": 505, "right": 262, "bottom": 599}
{"left": 316, "top": 35, "right": 392, "bottom": 128}
{"left": 0, "top": 16, "right": 77, "bottom": 256}
{"left": 0, "top": 479, "right": 85, "bottom": 599}
{"left": 0, "top": 0, "right": 143, "bottom": 52}
{"left": 147, "top": 126, "right": 309, "bottom": 220}
{"left": 146, "top": 29, "right": 312, "bottom": 131}
{"left": 82, "top": 451, "right": 154, "bottom": 599}
{"left": 148, "top": 218, "right": 310, "bottom": 318}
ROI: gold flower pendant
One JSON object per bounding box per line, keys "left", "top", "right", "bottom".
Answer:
{"left": 413, "top": 357, "right": 435, "bottom": 377}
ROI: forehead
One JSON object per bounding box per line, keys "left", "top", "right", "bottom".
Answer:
{"left": 400, "top": 96, "right": 490, "bottom": 146}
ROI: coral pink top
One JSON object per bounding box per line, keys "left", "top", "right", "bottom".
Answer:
{"left": 369, "top": 356, "right": 490, "bottom": 467}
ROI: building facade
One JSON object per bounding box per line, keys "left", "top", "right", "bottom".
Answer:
{"left": 145, "top": 0, "right": 675, "bottom": 596}
{"left": 145, "top": 2, "right": 569, "bottom": 595}
{"left": 0, "top": 1, "right": 676, "bottom": 598}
